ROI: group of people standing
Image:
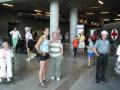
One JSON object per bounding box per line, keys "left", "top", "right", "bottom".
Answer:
{"left": 0, "top": 27, "right": 21, "bottom": 82}
{"left": 10, "top": 27, "right": 36, "bottom": 61}
{"left": 72, "top": 30, "right": 119, "bottom": 84}
{"left": 35, "top": 28, "right": 64, "bottom": 88}
{"left": 0, "top": 26, "right": 35, "bottom": 82}
{"left": 0, "top": 27, "right": 120, "bottom": 88}
{"left": 0, "top": 27, "right": 64, "bottom": 88}
{"left": 72, "top": 31, "right": 86, "bottom": 58}
{"left": 72, "top": 31, "right": 95, "bottom": 68}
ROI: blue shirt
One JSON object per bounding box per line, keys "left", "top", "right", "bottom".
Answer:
{"left": 40, "top": 39, "right": 49, "bottom": 53}
{"left": 87, "top": 41, "right": 94, "bottom": 53}
{"left": 94, "top": 39, "right": 110, "bottom": 54}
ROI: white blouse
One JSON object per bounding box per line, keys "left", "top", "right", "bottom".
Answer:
{"left": 10, "top": 30, "right": 21, "bottom": 39}
{"left": 25, "top": 32, "right": 33, "bottom": 40}
{"left": 0, "top": 49, "right": 13, "bottom": 60}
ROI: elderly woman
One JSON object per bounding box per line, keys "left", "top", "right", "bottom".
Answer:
{"left": 0, "top": 42, "right": 14, "bottom": 82}
{"left": 49, "top": 32, "right": 63, "bottom": 81}
{"left": 25, "top": 27, "right": 35, "bottom": 61}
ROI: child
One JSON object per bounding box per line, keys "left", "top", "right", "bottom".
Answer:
{"left": 0, "top": 42, "right": 14, "bottom": 82}
{"left": 72, "top": 36, "right": 79, "bottom": 58}
{"left": 86, "top": 37, "right": 94, "bottom": 68}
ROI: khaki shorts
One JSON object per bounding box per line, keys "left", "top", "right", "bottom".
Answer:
{"left": 78, "top": 42, "right": 85, "bottom": 48}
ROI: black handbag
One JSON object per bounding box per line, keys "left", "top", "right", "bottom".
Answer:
{"left": 35, "top": 53, "right": 49, "bottom": 62}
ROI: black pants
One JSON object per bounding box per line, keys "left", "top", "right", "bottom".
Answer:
{"left": 96, "top": 54, "right": 108, "bottom": 81}
{"left": 73, "top": 47, "right": 77, "bottom": 57}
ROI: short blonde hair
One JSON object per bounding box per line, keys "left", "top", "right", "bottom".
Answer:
{"left": 25, "top": 27, "right": 31, "bottom": 32}
{"left": 52, "top": 31, "right": 58, "bottom": 37}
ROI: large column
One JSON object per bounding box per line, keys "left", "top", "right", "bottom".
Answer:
{"left": 70, "top": 8, "right": 78, "bottom": 49}
{"left": 50, "top": 0, "right": 59, "bottom": 39}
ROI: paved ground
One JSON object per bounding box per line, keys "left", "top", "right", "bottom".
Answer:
{"left": 0, "top": 48, "right": 120, "bottom": 90}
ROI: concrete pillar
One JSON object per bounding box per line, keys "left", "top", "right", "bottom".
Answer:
{"left": 70, "top": 8, "right": 78, "bottom": 49}
{"left": 50, "top": 0, "right": 59, "bottom": 39}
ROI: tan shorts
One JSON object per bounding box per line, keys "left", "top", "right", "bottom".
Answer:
{"left": 78, "top": 42, "right": 85, "bottom": 48}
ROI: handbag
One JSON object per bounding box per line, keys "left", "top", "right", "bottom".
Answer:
{"left": 35, "top": 53, "right": 49, "bottom": 62}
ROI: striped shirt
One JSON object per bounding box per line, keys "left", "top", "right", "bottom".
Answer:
{"left": 49, "top": 40, "right": 63, "bottom": 57}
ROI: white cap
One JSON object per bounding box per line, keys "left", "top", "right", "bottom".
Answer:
{"left": 101, "top": 30, "right": 108, "bottom": 35}
{"left": 25, "top": 27, "right": 31, "bottom": 32}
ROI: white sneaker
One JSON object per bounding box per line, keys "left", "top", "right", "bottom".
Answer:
{"left": 57, "top": 77, "right": 60, "bottom": 81}
{"left": 25, "top": 58, "right": 31, "bottom": 61}
{"left": 7, "top": 78, "right": 10, "bottom": 82}
{"left": 51, "top": 76, "right": 55, "bottom": 80}
{"left": 0, "top": 78, "right": 2, "bottom": 82}
{"left": 31, "top": 53, "right": 36, "bottom": 57}
{"left": 31, "top": 55, "right": 35, "bottom": 59}
{"left": 31, "top": 53, "right": 36, "bottom": 59}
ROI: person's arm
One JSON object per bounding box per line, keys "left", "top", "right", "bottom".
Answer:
{"left": 10, "top": 31, "right": 13, "bottom": 36}
{"left": 93, "top": 40, "right": 99, "bottom": 57}
{"left": 72, "top": 40, "right": 74, "bottom": 44}
{"left": 18, "top": 31, "right": 21, "bottom": 39}
{"left": 108, "top": 41, "right": 111, "bottom": 55}
{"left": 84, "top": 36, "right": 86, "bottom": 41}
{"left": 116, "top": 45, "right": 120, "bottom": 56}
{"left": 25, "top": 33, "right": 29, "bottom": 47}
{"left": 35, "top": 35, "right": 44, "bottom": 54}
{"left": 93, "top": 48, "right": 99, "bottom": 57}
{"left": 10, "top": 49, "right": 14, "bottom": 58}
{"left": 59, "top": 40, "right": 63, "bottom": 54}
{"left": 60, "top": 44, "right": 63, "bottom": 54}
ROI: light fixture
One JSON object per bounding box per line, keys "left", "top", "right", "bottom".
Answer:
{"left": 34, "top": 10, "right": 41, "bottom": 13}
{"left": 45, "top": 12, "right": 50, "bottom": 15}
{"left": 98, "top": 0, "right": 104, "bottom": 5}
{"left": 104, "top": 19, "right": 110, "bottom": 21}
{"left": 84, "top": 20, "right": 87, "bottom": 23}
{"left": 118, "top": 14, "right": 120, "bottom": 16}
{"left": 114, "top": 19, "right": 120, "bottom": 21}
{"left": 3, "top": 3, "right": 14, "bottom": 7}
{"left": 86, "top": 13, "right": 94, "bottom": 15}
{"left": 80, "top": 19, "right": 83, "bottom": 22}
{"left": 0, "top": 0, "right": 13, "bottom": 3}
{"left": 46, "top": 14, "right": 50, "bottom": 17}
{"left": 89, "top": 7, "right": 99, "bottom": 9}
{"left": 36, "top": 13, "right": 42, "bottom": 15}
{"left": 31, "top": 14, "right": 37, "bottom": 16}
{"left": 100, "top": 12, "right": 110, "bottom": 14}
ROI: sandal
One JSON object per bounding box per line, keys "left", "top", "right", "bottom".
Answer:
{"left": 43, "top": 80, "right": 50, "bottom": 83}
{"left": 38, "top": 83, "right": 47, "bottom": 88}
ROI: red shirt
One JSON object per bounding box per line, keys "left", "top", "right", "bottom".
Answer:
{"left": 73, "top": 39, "right": 79, "bottom": 48}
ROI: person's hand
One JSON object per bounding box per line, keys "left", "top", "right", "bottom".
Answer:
{"left": 97, "top": 54, "right": 99, "bottom": 57}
